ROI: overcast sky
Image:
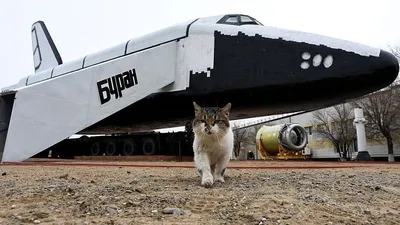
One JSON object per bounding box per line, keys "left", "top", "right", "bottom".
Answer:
{"left": 0, "top": 0, "right": 398, "bottom": 89}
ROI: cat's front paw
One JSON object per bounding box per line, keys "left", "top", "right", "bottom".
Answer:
{"left": 214, "top": 176, "right": 225, "bottom": 183}
{"left": 201, "top": 176, "right": 214, "bottom": 188}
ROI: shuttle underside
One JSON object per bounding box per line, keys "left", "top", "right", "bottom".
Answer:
{"left": 0, "top": 14, "right": 398, "bottom": 162}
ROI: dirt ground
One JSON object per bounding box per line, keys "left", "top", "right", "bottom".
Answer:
{"left": 1, "top": 160, "right": 400, "bottom": 225}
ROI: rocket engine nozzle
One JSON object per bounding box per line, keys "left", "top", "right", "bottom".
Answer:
{"left": 278, "top": 123, "right": 308, "bottom": 152}
{"left": 256, "top": 123, "right": 309, "bottom": 155}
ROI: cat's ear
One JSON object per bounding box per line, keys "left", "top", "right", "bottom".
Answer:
{"left": 193, "top": 102, "right": 202, "bottom": 115}
{"left": 221, "top": 103, "right": 231, "bottom": 117}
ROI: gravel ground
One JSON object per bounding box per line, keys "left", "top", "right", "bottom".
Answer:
{"left": 0, "top": 160, "right": 399, "bottom": 225}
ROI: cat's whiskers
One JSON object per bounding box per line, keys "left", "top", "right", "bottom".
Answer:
{"left": 214, "top": 132, "right": 220, "bottom": 142}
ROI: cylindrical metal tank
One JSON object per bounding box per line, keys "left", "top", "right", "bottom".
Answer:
{"left": 256, "top": 123, "right": 308, "bottom": 155}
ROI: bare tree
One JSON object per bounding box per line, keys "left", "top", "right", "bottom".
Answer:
{"left": 247, "top": 124, "right": 264, "bottom": 146}
{"left": 232, "top": 122, "right": 253, "bottom": 158}
{"left": 388, "top": 45, "right": 400, "bottom": 60}
{"left": 239, "top": 124, "right": 263, "bottom": 160}
{"left": 312, "top": 104, "right": 357, "bottom": 160}
{"left": 351, "top": 84, "right": 400, "bottom": 162}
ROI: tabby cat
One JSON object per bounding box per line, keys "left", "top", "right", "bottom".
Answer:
{"left": 192, "top": 102, "right": 234, "bottom": 188}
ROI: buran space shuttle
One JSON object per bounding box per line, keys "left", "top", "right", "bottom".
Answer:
{"left": 0, "top": 14, "right": 398, "bottom": 162}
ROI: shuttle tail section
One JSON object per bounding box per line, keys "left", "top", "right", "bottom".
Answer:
{"left": 1, "top": 42, "right": 177, "bottom": 163}
{"left": 31, "top": 21, "right": 63, "bottom": 73}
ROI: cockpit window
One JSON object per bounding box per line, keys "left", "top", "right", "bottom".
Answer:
{"left": 240, "top": 15, "right": 261, "bottom": 25}
{"left": 240, "top": 16, "right": 253, "bottom": 23}
{"left": 225, "top": 15, "right": 239, "bottom": 25}
{"left": 217, "top": 14, "right": 263, "bottom": 26}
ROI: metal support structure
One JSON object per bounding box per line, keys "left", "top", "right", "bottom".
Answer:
{"left": 353, "top": 108, "right": 372, "bottom": 161}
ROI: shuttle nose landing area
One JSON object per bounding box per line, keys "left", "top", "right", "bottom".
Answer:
{"left": 343, "top": 49, "right": 399, "bottom": 97}
{"left": 375, "top": 49, "right": 399, "bottom": 84}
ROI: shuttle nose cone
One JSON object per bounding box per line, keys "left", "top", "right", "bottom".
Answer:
{"left": 375, "top": 50, "right": 399, "bottom": 85}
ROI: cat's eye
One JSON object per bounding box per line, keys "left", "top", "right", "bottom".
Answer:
{"left": 200, "top": 120, "right": 206, "bottom": 123}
